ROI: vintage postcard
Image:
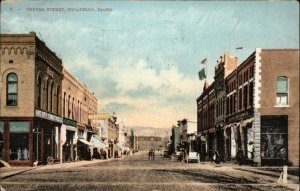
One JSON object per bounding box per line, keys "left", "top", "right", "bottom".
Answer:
{"left": 0, "top": 1, "right": 299, "bottom": 191}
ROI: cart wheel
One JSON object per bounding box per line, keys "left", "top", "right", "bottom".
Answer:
{"left": 47, "top": 156, "right": 54, "bottom": 164}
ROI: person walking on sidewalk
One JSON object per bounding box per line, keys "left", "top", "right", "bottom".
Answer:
{"left": 148, "top": 149, "right": 152, "bottom": 160}
{"left": 152, "top": 149, "right": 155, "bottom": 160}
{"left": 236, "top": 148, "right": 245, "bottom": 166}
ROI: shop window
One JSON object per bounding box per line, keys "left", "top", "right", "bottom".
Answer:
{"left": 9, "top": 121, "right": 30, "bottom": 161}
{"left": 276, "top": 76, "right": 288, "bottom": 105}
{"left": 261, "top": 116, "right": 288, "bottom": 165}
{"left": 6, "top": 73, "right": 18, "bottom": 106}
{"left": 0, "top": 121, "right": 4, "bottom": 160}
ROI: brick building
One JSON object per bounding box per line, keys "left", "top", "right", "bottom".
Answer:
{"left": 137, "top": 136, "right": 163, "bottom": 151}
{"left": 254, "top": 49, "right": 299, "bottom": 166}
{"left": 196, "top": 49, "right": 299, "bottom": 166}
{"left": 0, "top": 32, "right": 63, "bottom": 166}
{"left": 224, "top": 51, "right": 255, "bottom": 162}
{"left": 196, "top": 81, "right": 215, "bottom": 160}
{"left": 214, "top": 52, "right": 237, "bottom": 161}
{"left": 61, "top": 68, "right": 98, "bottom": 162}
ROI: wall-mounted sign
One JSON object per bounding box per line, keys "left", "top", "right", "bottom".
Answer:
{"left": 63, "top": 117, "right": 77, "bottom": 127}
{"left": 35, "top": 109, "right": 62, "bottom": 123}
{"left": 89, "top": 113, "right": 111, "bottom": 120}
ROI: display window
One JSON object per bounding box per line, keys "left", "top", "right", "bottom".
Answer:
{"left": 9, "top": 121, "right": 30, "bottom": 160}
{"left": 261, "top": 116, "right": 287, "bottom": 160}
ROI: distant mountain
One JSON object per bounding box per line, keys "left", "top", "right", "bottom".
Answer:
{"left": 126, "top": 126, "right": 170, "bottom": 138}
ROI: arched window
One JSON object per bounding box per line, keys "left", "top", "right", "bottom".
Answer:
{"left": 276, "top": 76, "right": 288, "bottom": 105}
{"left": 37, "top": 75, "right": 42, "bottom": 109}
{"left": 7, "top": 73, "right": 18, "bottom": 106}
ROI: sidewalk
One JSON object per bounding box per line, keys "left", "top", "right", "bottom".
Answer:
{"left": 0, "top": 157, "right": 124, "bottom": 179}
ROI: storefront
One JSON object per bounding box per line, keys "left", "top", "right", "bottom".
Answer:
{"left": 76, "top": 125, "right": 94, "bottom": 161}
{"left": 33, "top": 117, "right": 61, "bottom": 164}
{"left": 90, "top": 134, "right": 107, "bottom": 159}
{"left": 61, "top": 118, "right": 77, "bottom": 162}
{"left": 0, "top": 110, "right": 62, "bottom": 166}
{"left": 198, "top": 129, "right": 215, "bottom": 161}
{"left": 215, "top": 125, "right": 224, "bottom": 161}
{"left": 0, "top": 119, "right": 32, "bottom": 166}
{"left": 260, "top": 115, "right": 288, "bottom": 166}
{"left": 34, "top": 109, "right": 62, "bottom": 164}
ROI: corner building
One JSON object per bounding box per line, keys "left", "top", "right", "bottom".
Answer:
{"left": 225, "top": 49, "right": 299, "bottom": 166}
{"left": 0, "top": 32, "right": 63, "bottom": 166}
{"left": 197, "top": 49, "right": 299, "bottom": 166}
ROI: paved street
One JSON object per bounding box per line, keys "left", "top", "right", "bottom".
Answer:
{"left": 1, "top": 152, "right": 299, "bottom": 191}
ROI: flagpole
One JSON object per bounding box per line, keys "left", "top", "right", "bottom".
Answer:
{"left": 205, "top": 58, "right": 207, "bottom": 80}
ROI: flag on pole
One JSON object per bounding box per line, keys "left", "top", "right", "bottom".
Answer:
{"left": 200, "top": 58, "right": 207, "bottom": 64}
{"left": 198, "top": 68, "right": 206, "bottom": 80}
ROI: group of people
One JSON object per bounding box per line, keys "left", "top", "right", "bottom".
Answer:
{"left": 209, "top": 148, "right": 246, "bottom": 165}
{"left": 148, "top": 149, "right": 155, "bottom": 160}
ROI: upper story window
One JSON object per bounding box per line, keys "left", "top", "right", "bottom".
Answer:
{"left": 37, "top": 75, "right": 42, "bottom": 109}
{"left": 276, "top": 76, "right": 288, "bottom": 105}
{"left": 7, "top": 73, "right": 18, "bottom": 106}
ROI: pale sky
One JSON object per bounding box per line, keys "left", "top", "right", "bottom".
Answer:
{"left": 1, "top": 1, "right": 299, "bottom": 129}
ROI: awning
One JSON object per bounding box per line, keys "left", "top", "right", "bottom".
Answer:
{"left": 225, "top": 124, "right": 232, "bottom": 129}
{"left": 114, "top": 144, "right": 122, "bottom": 151}
{"left": 66, "top": 125, "right": 77, "bottom": 132}
{"left": 242, "top": 118, "right": 254, "bottom": 127}
{"left": 78, "top": 139, "right": 93, "bottom": 146}
{"left": 124, "top": 146, "right": 130, "bottom": 151}
{"left": 90, "top": 135, "right": 107, "bottom": 148}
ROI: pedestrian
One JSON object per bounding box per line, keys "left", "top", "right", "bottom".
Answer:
{"left": 152, "top": 149, "right": 155, "bottom": 160}
{"left": 148, "top": 149, "right": 152, "bottom": 160}
{"left": 214, "top": 151, "right": 220, "bottom": 164}
{"left": 236, "top": 148, "right": 245, "bottom": 166}
{"left": 209, "top": 150, "right": 213, "bottom": 163}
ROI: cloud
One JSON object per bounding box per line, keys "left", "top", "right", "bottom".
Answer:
{"left": 1, "top": 1, "right": 298, "bottom": 128}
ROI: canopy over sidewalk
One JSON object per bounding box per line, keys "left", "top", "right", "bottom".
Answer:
{"left": 90, "top": 135, "right": 108, "bottom": 149}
